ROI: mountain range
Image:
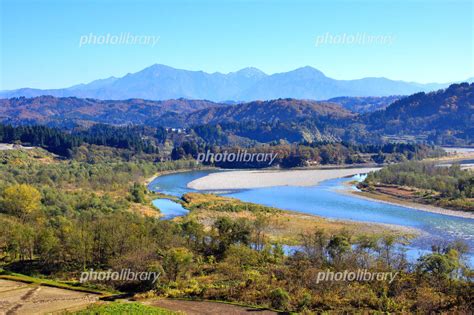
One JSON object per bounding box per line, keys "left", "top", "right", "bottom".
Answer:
{"left": 2, "top": 64, "right": 470, "bottom": 101}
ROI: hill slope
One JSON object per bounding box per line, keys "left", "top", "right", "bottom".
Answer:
{"left": 0, "top": 83, "right": 472, "bottom": 145}
{"left": 0, "top": 96, "right": 222, "bottom": 127}
{"left": 328, "top": 96, "right": 401, "bottom": 113}
{"left": 365, "top": 83, "right": 474, "bottom": 144}
{"left": 184, "top": 98, "right": 353, "bottom": 126}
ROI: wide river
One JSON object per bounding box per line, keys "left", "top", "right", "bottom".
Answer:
{"left": 149, "top": 169, "right": 474, "bottom": 265}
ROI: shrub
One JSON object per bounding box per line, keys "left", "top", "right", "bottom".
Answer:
{"left": 269, "top": 287, "right": 290, "bottom": 310}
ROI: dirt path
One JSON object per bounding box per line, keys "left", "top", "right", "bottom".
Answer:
{"left": 0, "top": 279, "right": 99, "bottom": 315}
{"left": 144, "top": 299, "right": 280, "bottom": 315}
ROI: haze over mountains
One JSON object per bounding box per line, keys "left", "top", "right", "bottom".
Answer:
{"left": 1, "top": 64, "right": 466, "bottom": 101}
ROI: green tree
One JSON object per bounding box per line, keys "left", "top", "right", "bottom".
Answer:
{"left": 417, "top": 252, "right": 456, "bottom": 281}
{"left": 162, "top": 247, "right": 194, "bottom": 282}
{"left": 129, "top": 182, "right": 147, "bottom": 203}
{"left": 269, "top": 288, "right": 290, "bottom": 310}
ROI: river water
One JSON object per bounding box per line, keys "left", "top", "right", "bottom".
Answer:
{"left": 149, "top": 170, "right": 474, "bottom": 264}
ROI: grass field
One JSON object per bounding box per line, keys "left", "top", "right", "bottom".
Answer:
{"left": 72, "top": 302, "right": 180, "bottom": 314}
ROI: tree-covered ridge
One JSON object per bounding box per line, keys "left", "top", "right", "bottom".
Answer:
{"left": 171, "top": 141, "right": 446, "bottom": 168}
{"left": 362, "top": 161, "right": 474, "bottom": 211}
{"left": 192, "top": 119, "right": 345, "bottom": 144}
{"left": 76, "top": 124, "right": 165, "bottom": 153}
{"left": 0, "top": 124, "right": 164, "bottom": 157}
{"left": 0, "top": 96, "right": 221, "bottom": 127}
{"left": 328, "top": 95, "right": 402, "bottom": 113}
{"left": 0, "top": 124, "right": 81, "bottom": 156}
{"left": 365, "top": 83, "right": 474, "bottom": 145}
{"left": 0, "top": 122, "right": 445, "bottom": 168}
{"left": 184, "top": 98, "right": 354, "bottom": 126}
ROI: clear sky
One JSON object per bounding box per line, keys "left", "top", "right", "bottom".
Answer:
{"left": 1, "top": 0, "right": 473, "bottom": 90}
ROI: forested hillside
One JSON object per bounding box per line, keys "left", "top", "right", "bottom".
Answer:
{"left": 365, "top": 83, "right": 474, "bottom": 145}
{"left": 0, "top": 83, "right": 472, "bottom": 145}
{"left": 0, "top": 96, "right": 221, "bottom": 127}
{"left": 328, "top": 95, "right": 401, "bottom": 113}
{"left": 0, "top": 124, "right": 162, "bottom": 157}
{"left": 184, "top": 98, "right": 353, "bottom": 125}
{"left": 0, "top": 123, "right": 444, "bottom": 167}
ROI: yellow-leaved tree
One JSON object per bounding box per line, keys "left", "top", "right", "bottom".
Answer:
{"left": 1, "top": 184, "right": 41, "bottom": 220}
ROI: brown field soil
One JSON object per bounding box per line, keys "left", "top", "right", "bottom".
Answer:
{"left": 0, "top": 279, "right": 99, "bottom": 315}
{"left": 143, "top": 298, "right": 278, "bottom": 315}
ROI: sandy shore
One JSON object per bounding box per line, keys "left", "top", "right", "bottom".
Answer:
{"left": 344, "top": 187, "right": 474, "bottom": 220}
{"left": 187, "top": 167, "right": 380, "bottom": 190}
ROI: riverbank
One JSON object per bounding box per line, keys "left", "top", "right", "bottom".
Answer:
{"left": 180, "top": 192, "right": 418, "bottom": 244}
{"left": 344, "top": 184, "right": 474, "bottom": 219}
{"left": 144, "top": 166, "right": 218, "bottom": 186}
{"left": 188, "top": 167, "right": 381, "bottom": 190}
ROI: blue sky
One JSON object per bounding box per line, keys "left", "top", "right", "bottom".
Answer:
{"left": 1, "top": 0, "right": 473, "bottom": 89}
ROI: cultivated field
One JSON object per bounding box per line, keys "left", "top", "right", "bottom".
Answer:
{"left": 0, "top": 279, "right": 99, "bottom": 314}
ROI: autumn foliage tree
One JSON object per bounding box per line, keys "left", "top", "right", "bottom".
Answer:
{"left": 1, "top": 184, "right": 41, "bottom": 220}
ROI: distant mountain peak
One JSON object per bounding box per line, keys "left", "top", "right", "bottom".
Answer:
{"left": 289, "top": 66, "right": 326, "bottom": 78}
{"left": 148, "top": 63, "right": 175, "bottom": 70}
{"left": 232, "top": 67, "right": 267, "bottom": 79}
{"left": 139, "top": 63, "right": 177, "bottom": 75}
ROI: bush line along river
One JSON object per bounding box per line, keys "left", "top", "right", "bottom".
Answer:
{"left": 149, "top": 169, "right": 474, "bottom": 266}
